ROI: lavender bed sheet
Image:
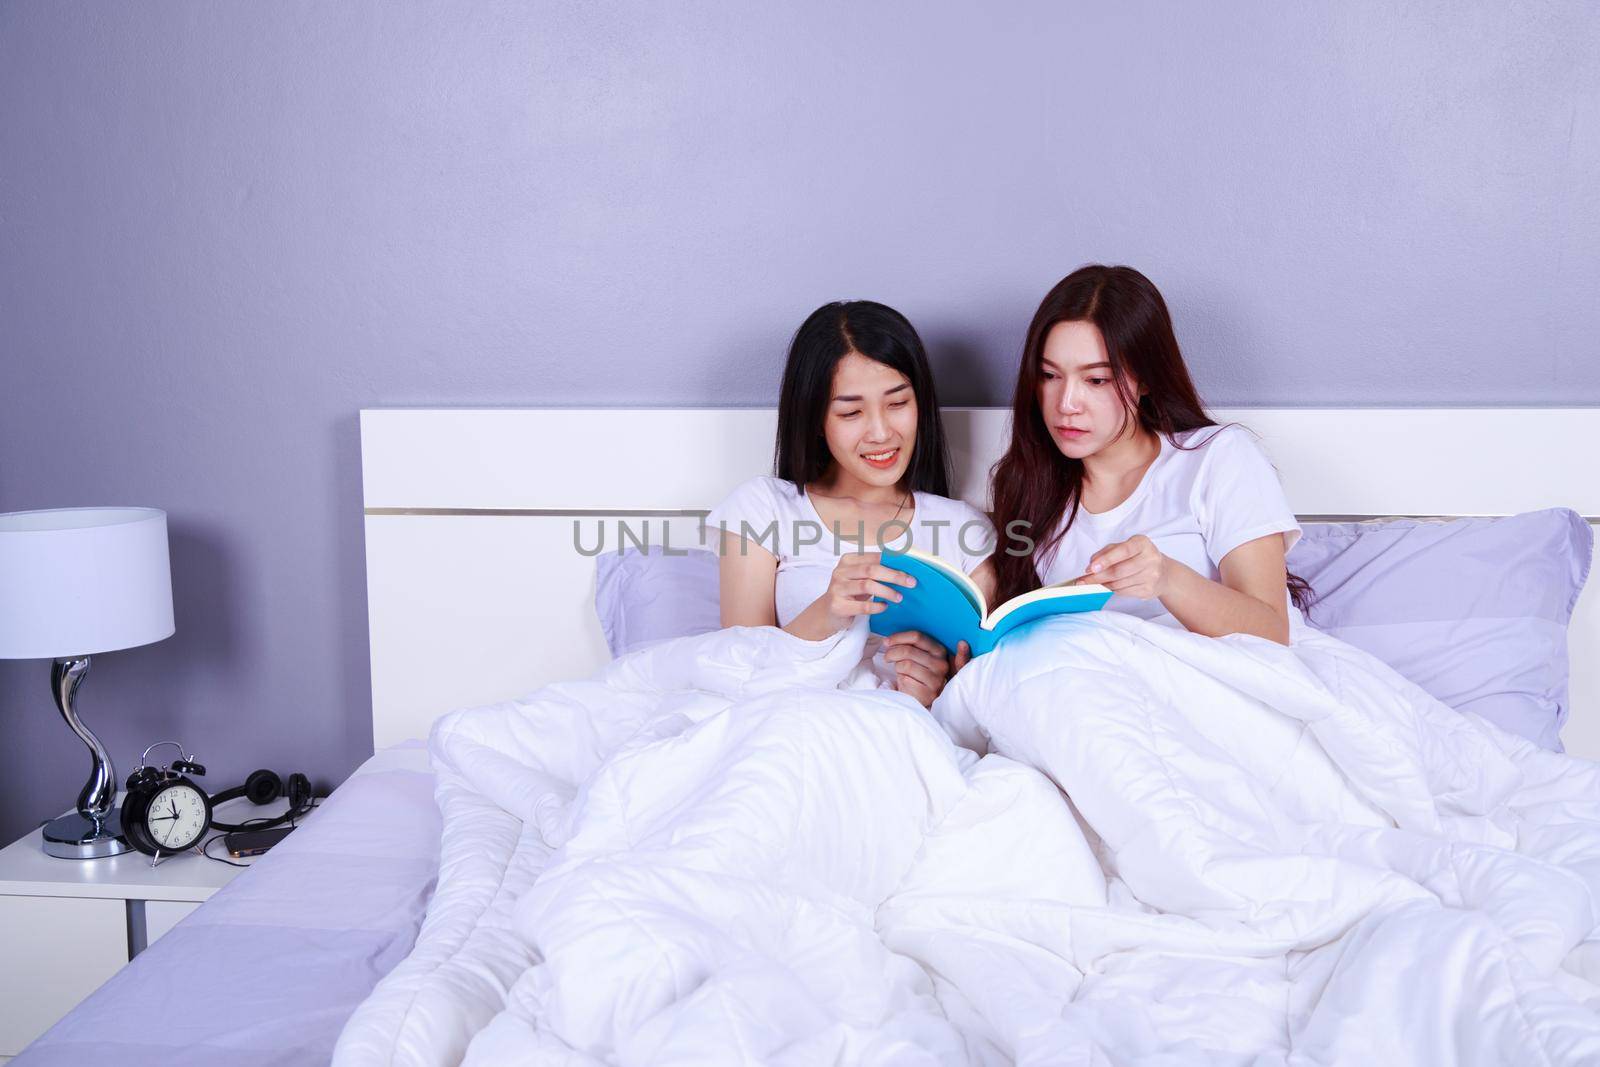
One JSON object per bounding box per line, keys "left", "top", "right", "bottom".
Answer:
{"left": 13, "top": 741, "right": 440, "bottom": 1067}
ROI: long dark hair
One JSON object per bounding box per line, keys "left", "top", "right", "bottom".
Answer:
{"left": 775, "top": 300, "right": 952, "bottom": 497}
{"left": 989, "top": 265, "right": 1311, "bottom": 611}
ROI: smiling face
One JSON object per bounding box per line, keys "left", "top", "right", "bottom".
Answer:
{"left": 822, "top": 351, "right": 918, "bottom": 491}
{"left": 1038, "top": 320, "right": 1141, "bottom": 460}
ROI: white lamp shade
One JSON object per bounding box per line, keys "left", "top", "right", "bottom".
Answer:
{"left": 0, "top": 507, "right": 175, "bottom": 659}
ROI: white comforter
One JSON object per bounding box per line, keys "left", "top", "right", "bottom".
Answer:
{"left": 334, "top": 613, "right": 1600, "bottom": 1065}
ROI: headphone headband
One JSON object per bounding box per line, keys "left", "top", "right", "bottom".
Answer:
{"left": 209, "top": 769, "right": 316, "bottom": 833}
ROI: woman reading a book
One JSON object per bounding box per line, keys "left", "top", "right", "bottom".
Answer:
{"left": 957, "top": 264, "right": 1307, "bottom": 668}
{"left": 704, "top": 300, "right": 994, "bottom": 708}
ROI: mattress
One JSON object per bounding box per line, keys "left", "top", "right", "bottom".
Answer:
{"left": 12, "top": 741, "right": 439, "bottom": 1067}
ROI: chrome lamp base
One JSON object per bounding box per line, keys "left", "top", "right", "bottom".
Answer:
{"left": 41, "top": 656, "right": 130, "bottom": 859}
{"left": 42, "top": 808, "right": 128, "bottom": 859}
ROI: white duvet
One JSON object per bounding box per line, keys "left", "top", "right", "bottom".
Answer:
{"left": 333, "top": 613, "right": 1600, "bottom": 1065}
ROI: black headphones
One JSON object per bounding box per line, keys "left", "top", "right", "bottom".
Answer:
{"left": 208, "top": 768, "right": 316, "bottom": 832}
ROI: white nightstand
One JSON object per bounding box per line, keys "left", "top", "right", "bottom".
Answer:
{"left": 0, "top": 794, "right": 290, "bottom": 1059}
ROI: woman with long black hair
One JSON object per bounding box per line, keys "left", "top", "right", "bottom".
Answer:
{"left": 705, "top": 300, "right": 994, "bottom": 707}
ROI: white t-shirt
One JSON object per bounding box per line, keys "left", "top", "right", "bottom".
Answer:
{"left": 703, "top": 475, "right": 993, "bottom": 631}
{"left": 1035, "top": 425, "right": 1302, "bottom": 627}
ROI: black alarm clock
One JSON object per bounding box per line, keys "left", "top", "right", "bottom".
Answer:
{"left": 121, "top": 741, "right": 213, "bottom": 856}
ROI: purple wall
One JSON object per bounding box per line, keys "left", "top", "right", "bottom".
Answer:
{"left": 1, "top": 2, "right": 1597, "bottom": 843}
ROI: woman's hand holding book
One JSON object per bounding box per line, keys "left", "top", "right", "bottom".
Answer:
{"left": 819, "top": 551, "right": 918, "bottom": 633}
{"left": 1078, "top": 534, "right": 1171, "bottom": 600}
{"left": 883, "top": 629, "right": 954, "bottom": 709}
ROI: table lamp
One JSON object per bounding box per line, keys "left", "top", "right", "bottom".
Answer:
{"left": 0, "top": 508, "right": 175, "bottom": 858}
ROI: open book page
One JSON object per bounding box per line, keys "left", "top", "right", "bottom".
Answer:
{"left": 982, "top": 580, "right": 1112, "bottom": 631}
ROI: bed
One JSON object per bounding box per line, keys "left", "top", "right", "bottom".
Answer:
{"left": 356, "top": 407, "right": 1600, "bottom": 759}
{"left": 12, "top": 742, "right": 439, "bottom": 1066}
{"left": 10, "top": 406, "right": 1599, "bottom": 1066}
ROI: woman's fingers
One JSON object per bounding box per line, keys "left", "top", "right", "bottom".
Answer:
{"left": 1087, "top": 539, "right": 1139, "bottom": 575}
{"left": 868, "top": 564, "right": 916, "bottom": 588}
{"left": 854, "top": 579, "right": 905, "bottom": 602}
{"left": 842, "top": 551, "right": 915, "bottom": 587}
{"left": 833, "top": 578, "right": 901, "bottom": 603}
{"left": 884, "top": 630, "right": 946, "bottom": 656}
{"left": 836, "top": 592, "right": 888, "bottom": 615}
{"left": 951, "top": 640, "right": 972, "bottom": 674}
{"left": 887, "top": 643, "right": 947, "bottom": 675}
{"left": 1096, "top": 558, "right": 1153, "bottom": 583}
{"left": 835, "top": 558, "right": 913, "bottom": 589}
{"left": 840, "top": 551, "right": 881, "bottom": 569}
{"left": 1086, "top": 535, "right": 1168, "bottom": 599}
{"left": 896, "top": 675, "right": 937, "bottom": 709}
{"left": 893, "top": 657, "right": 943, "bottom": 695}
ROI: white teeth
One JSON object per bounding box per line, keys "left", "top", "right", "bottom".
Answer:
{"left": 863, "top": 450, "right": 897, "bottom": 462}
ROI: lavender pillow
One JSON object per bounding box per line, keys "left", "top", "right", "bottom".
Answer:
{"left": 1290, "top": 509, "right": 1593, "bottom": 751}
{"left": 594, "top": 546, "right": 722, "bottom": 658}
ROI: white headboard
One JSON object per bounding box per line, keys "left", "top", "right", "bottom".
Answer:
{"left": 361, "top": 407, "right": 1600, "bottom": 758}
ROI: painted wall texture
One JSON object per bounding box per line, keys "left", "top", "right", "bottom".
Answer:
{"left": 1, "top": 1, "right": 1597, "bottom": 843}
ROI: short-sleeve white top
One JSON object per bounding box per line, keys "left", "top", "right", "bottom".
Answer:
{"left": 703, "top": 475, "right": 994, "bottom": 631}
{"left": 1035, "top": 425, "right": 1302, "bottom": 626}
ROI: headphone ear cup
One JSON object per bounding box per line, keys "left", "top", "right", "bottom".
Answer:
{"left": 243, "top": 769, "right": 282, "bottom": 806}
{"left": 285, "top": 772, "right": 313, "bottom": 812}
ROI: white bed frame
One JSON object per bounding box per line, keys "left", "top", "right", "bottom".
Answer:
{"left": 361, "top": 408, "right": 1600, "bottom": 760}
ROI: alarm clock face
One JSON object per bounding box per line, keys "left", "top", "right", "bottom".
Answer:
{"left": 143, "top": 782, "right": 210, "bottom": 852}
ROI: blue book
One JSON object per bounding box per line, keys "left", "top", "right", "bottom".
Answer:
{"left": 868, "top": 547, "right": 1112, "bottom": 656}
